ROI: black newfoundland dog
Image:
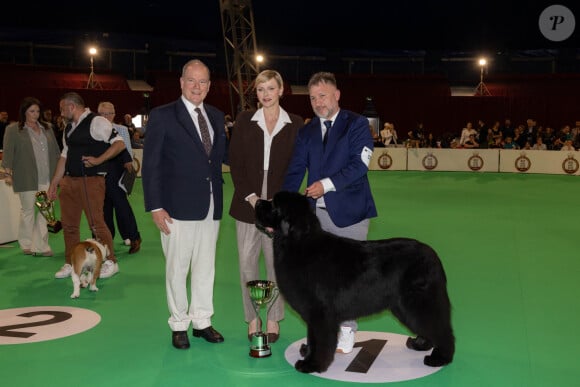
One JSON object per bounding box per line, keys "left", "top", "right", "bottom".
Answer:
{"left": 255, "top": 191, "right": 455, "bottom": 374}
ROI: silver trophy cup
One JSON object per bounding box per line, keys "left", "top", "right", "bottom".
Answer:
{"left": 35, "top": 191, "right": 62, "bottom": 233}
{"left": 246, "top": 280, "right": 279, "bottom": 358}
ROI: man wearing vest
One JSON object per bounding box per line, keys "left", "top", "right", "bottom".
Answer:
{"left": 48, "top": 92, "right": 125, "bottom": 279}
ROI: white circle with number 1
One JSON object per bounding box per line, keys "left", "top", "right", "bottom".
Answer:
{"left": 284, "top": 331, "right": 444, "bottom": 383}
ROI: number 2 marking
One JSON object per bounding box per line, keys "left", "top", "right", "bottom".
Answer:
{"left": 0, "top": 311, "right": 72, "bottom": 338}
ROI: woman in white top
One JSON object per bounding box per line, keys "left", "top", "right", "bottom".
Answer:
{"left": 532, "top": 136, "right": 547, "bottom": 150}
{"left": 459, "top": 122, "right": 477, "bottom": 147}
{"left": 380, "top": 122, "right": 398, "bottom": 146}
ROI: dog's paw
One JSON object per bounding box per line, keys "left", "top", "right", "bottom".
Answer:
{"left": 89, "top": 285, "right": 99, "bottom": 292}
{"left": 424, "top": 347, "right": 453, "bottom": 367}
{"left": 406, "top": 336, "right": 433, "bottom": 351}
{"left": 295, "top": 359, "right": 325, "bottom": 374}
{"left": 70, "top": 292, "right": 80, "bottom": 299}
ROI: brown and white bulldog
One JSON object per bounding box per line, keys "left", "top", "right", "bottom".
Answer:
{"left": 70, "top": 238, "right": 109, "bottom": 299}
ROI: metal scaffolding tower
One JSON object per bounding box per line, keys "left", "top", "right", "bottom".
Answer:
{"left": 219, "top": 0, "right": 260, "bottom": 115}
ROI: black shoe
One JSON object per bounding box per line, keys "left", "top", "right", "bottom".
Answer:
{"left": 192, "top": 326, "right": 224, "bottom": 343}
{"left": 172, "top": 331, "right": 190, "bottom": 349}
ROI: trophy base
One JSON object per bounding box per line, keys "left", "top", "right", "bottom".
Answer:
{"left": 48, "top": 221, "right": 62, "bottom": 233}
{"left": 249, "top": 346, "right": 272, "bottom": 358}
{"left": 249, "top": 332, "right": 272, "bottom": 358}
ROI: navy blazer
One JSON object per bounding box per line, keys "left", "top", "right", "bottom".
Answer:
{"left": 142, "top": 98, "right": 227, "bottom": 221}
{"left": 282, "top": 109, "right": 377, "bottom": 227}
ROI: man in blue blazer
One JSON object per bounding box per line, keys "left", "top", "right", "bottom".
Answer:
{"left": 282, "top": 71, "right": 377, "bottom": 354}
{"left": 142, "top": 59, "right": 228, "bottom": 350}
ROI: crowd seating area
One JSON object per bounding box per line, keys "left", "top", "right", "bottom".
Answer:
{"left": 1, "top": 64, "right": 579, "bottom": 143}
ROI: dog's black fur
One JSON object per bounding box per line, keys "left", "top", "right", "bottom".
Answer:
{"left": 255, "top": 191, "right": 455, "bottom": 374}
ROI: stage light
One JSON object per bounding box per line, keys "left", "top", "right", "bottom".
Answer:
{"left": 86, "top": 46, "right": 100, "bottom": 89}
{"left": 475, "top": 57, "right": 491, "bottom": 96}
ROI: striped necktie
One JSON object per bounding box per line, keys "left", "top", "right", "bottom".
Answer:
{"left": 195, "top": 107, "right": 212, "bottom": 155}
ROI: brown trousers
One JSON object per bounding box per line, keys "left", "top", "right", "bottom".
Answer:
{"left": 59, "top": 175, "right": 116, "bottom": 264}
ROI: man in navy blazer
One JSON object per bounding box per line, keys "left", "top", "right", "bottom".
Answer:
{"left": 142, "top": 59, "right": 228, "bottom": 350}
{"left": 282, "top": 71, "right": 377, "bottom": 354}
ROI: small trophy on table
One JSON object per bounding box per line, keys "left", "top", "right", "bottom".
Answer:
{"left": 35, "top": 191, "right": 62, "bottom": 233}
{"left": 246, "top": 280, "right": 279, "bottom": 358}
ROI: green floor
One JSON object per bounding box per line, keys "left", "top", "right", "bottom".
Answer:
{"left": 1, "top": 171, "right": 578, "bottom": 386}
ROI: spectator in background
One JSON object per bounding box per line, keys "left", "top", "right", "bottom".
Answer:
{"left": 542, "top": 126, "right": 556, "bottom": 150}
{"left": 560, "top": 138, "right": 576, "bottom": 151}
{"left": 0, "top": 110, "right": 9, "bottom": 149}
{"left": 523, "top": 118, "right": 537, "bottom": 145}
{"left": 380, "top": 122, "right": 398, "bottom": 146}
{"left": 407, "top": 122, "right": 424, "bottom": 148}
{"left": 53, "top": 114, "right": 67, "bottom": 150}
{"left": 1, "top": 97, "right": 61, "bottom": 256}
{"left": 462, "top": 133, "right": 479, "bottom": 149}
{"left": 500, "top": 118, "right": 514, "bottom": 140}
{"left": 97, "top": 101, "right": 142, "bottom": 254}
{"left": 131, "top": 128, "right": 144, "bottom": 149}
{"left": 476, "top": 119, "right": 490, "bottom": 149}
{"left": 123, "top": 113, "right": 137, "bottom": 134}
{"left": 553, "top": 125, "right": 572, "bottom": 151}
{"left": 532, "top": 136, "right": 547, "bottom": 150}
{"left": 572, "top": 121, "right": 580, "bottom": 150}
{"left": 489, "top": 121, "right": 503, "bottom": 144}
{"left": 503, "top": 136, "right": 519, "bottom": 149}
{"left": 513, "top": 125, "right": 527, "bottom": 149}
{"left": 459, "top": 122, "right": 476, "bottom": 147}
{"left": 489, "top": 136, "right": 503, "bottom": 149}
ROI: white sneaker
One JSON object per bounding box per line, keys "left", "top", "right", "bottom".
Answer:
{"left": 55, "top": 263, "right": 73, "bottom": 279}
{"left": 336, "top": 326, "right": 355, "bottom": 354}
{"left": 99, "top": 260, "right": 119, "bottom": 278}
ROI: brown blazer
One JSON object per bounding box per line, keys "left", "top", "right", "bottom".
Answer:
{"left": 228, "top": 108, "right": 303, "bottom": 223}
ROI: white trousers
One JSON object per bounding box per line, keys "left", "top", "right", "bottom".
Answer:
{"left": 161, "top": 197, "right": 220, "bottom": 332}
{"left": 17, "top": 183, "right": 50, "bottom": 253}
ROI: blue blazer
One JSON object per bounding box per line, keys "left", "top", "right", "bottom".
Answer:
{"left": 142, "top": 98, "right": 227, "bottom": 221}
{"left": 282, "top": 109, "right": 377, "bottom": 227}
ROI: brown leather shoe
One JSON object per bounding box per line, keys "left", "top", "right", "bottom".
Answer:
{"left": 172, "top": 331, "right": 190, "bottom": 349}
{"left": 129, "top": 238, "right": 141, "bottom": 254}
{"left": 192, "top": 326, "right": 224, "bottom": 343}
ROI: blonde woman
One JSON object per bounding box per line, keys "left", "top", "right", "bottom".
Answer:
{"left": 228, "top": 70, "right": 304, "bottom": 342}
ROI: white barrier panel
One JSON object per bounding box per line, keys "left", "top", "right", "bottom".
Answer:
{"left": 499, "top": 149, "right": 580, "bottom": 175}
{"left": 407, "top": 148, "right": 500, "bottom": 172}
{"left": 0, "top": 182, "right": 21, "bottom": 244}
{"left": 370, "top": 147, "right": 408, "bottom": 171}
